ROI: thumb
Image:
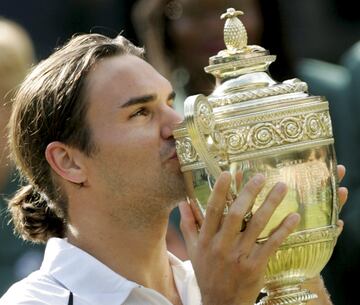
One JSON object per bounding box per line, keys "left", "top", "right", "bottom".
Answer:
{"left": 179, "top": 200, "right": 199, "bottom": 259}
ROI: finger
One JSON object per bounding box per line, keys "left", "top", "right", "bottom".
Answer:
{"left": 179, "top": 201, "right": 199, "bottom": 258}
{"left": 241, "top": 182, "right": 288, "bottom": 247}
{"left": 200, "top": 172, "right": 232, "bottom": 239}
{"left": 253, "top": 213, "right": 300, "bottom": 261}
{"left": 220, "top": 174, "right": 265, "bottom": 240}
{"left": 338, "top": 187, "right": 348, "bottom": 210}
{"left": 188, "top": 198, "right": 205, "bottom": 228}
{"left": 337, "top": 219, "right": 344, "bottom": 235}
{"left": 236, "top": 171, "right": 243, "bottom": 193}
{"left": 337, "top": 164, "right": 346, "bottom": 183}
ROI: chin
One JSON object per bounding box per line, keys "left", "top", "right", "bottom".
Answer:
{"left": 164, "top": 159, "right": 184, "bottom": 178}
{"left": 161, "top": 172, "right": 186, "bottom": 202}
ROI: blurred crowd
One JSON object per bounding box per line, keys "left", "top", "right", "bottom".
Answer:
{"left": 1, "top": 0, "right": 359, "bottom": 304}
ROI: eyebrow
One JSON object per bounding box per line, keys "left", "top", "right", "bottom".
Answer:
{"left": 121, "top": 91, "right": 176, "bottom": 108}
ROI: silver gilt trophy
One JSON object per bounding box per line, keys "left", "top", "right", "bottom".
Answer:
{"left": 173, "top": 8, "right": 340, "bottom": 305}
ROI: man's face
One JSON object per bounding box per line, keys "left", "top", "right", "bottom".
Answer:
{"left": 82, "top": 54, "right": 185, "bottom": 225}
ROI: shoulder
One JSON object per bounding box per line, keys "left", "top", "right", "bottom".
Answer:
{"left": 0, "top": 271, "right": 71, "bottom": 305}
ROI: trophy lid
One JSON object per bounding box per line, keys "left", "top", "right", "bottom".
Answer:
{"left": 205, "top": 8, "right": 276, "bottom": 80}
{"left": 174, "top": 8, "right": 333, "bottom": 176}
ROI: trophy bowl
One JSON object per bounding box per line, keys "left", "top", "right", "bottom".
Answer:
{"left": 173, "top": 8, "right": 340, "bottom": 305}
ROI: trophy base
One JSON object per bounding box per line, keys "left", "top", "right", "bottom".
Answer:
{"left": 257, "top": 285, "right": 317, "bottom": 305}
{"left": 256, "top": 225, "right": 340, "bottom": 305}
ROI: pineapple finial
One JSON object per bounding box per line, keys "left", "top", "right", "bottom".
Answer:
{"left": 220, "top": 8, "right": 247, "bottom": 53}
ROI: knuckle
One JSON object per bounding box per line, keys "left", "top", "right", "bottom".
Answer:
{"left": 198, "top": 236, "right": 210, "bottom": 249}
{"left": 206, "top": 205, "right": 223, "bottom": 216}
{"left": 235, "top": 249, "right": 248, "bottom": 263}
{"left": 244, "top": 182, "right": 261, "bottom": 197}
{"left": 246, "top": 262, "right": 258, "bottom": 274}
{"left": 283, "top": 220, "right": 296, "bottom": 234}
{"left": 263, "top": 238, "right": 282, "bottom": 256}
{"left": 270, "top": 236, "right": 283, "bottom": 249}
{"left": 264, "top": 192, "right": 285, "bottom": 209}
{"left": 240, "top": 260, "right": 257, "bottom": 274}
{"left": 227, "top": 209, "right": 245, "bottom": 222}
{"left": 212, "top": 243, "right": 226, "bottom": 258}
{"left": 244, "top": 176, "right": 265, "bottom": 197}
{"left": 264, "top": 196, "right": 282, "bottom": 211}
{"left": 269, "top": 191, "right": 284, "bottom": 202}
{"left": 248, "top": 216, "right": 263, "bottom": 230}
{"left": 269, "top": 225, "right": 293, "bottom": 247}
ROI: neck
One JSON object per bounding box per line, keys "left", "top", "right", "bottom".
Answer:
{"left": 67, "top": 196, "right": 183, "bottom": 304}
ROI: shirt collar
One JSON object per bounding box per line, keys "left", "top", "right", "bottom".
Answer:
{"left": 168, "top": 252, "right": 201, "bottom": 305}
{"left": 41, "top": 238, "right": 201, "bottom": 305}
{"left": 41, "top": 238, "right": 139, "bottom": 305}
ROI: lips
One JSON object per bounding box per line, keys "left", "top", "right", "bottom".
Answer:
{"left": 169, "top": 150, "right": 178, "bottom": 160}
{"left": 160, "top": 140, "right": 179, "bottom": 162}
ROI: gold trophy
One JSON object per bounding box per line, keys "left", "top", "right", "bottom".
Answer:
{"left": 173, "top": 8, "right": 340, "bottom": 305}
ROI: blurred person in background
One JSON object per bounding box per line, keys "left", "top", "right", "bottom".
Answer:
{"left": 0, "top": 17, "right": 44, "bottom": 295}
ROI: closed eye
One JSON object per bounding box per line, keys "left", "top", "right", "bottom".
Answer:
{"left": 129, "top": 107, "right": 150, "bottom": 118}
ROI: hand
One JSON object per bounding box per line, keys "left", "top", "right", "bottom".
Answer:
{"left": 179, "top": 171, "right": 300, "bottom": 305}
{"left": 337, "top": 164, "right": 348, "bottom": 211}
{"left": 335, "top": 164, "right": 348, "bottom": 235}
{"left": 300, "top": 164, "right": 348, "bottom": 305}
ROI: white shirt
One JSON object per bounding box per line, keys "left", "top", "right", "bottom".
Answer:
{"left": 0, "top": 238, "right": 201, "bottom": 305}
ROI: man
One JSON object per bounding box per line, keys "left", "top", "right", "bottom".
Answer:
{"left": 0, "top": 33, "right": 347, "bottom": 305}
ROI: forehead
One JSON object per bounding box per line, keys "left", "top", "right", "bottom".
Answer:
{"left": 85, "top": 54, "right": 171, "bottom": 107}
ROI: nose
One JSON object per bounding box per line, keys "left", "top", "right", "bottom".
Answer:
{"left": 160, "top": 105, "right": 184, "bottom": 139}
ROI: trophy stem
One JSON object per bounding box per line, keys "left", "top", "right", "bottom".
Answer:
{"left": 257, "top": 284, "right": 317, "bottom": 305}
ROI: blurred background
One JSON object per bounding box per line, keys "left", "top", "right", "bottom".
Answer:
{"left": 1, "top": 0, "right": 359, "bottom": 304}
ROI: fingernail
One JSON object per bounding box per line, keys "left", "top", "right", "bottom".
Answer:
{"left": 287, "top": 213, "right": 300, "bottom": 226}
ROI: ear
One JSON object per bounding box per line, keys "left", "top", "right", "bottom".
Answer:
{"left": 45, "top": 141, "right": 87, "bottom": 185}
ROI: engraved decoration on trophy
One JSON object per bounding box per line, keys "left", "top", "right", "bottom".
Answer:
{"left": 173, "top": 8, "right": 340, "bottom": 305}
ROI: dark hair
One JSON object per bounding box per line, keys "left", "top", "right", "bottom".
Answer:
{"left": 8, "top": 33, "right": 144, "bottom": 243}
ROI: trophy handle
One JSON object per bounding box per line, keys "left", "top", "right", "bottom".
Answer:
{"left": 184, "top": 94, "right": 222, "bottom": 180}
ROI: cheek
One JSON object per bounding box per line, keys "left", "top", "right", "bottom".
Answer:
{"left": 95, "top": 128, "right": 160, "bottom": 167}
